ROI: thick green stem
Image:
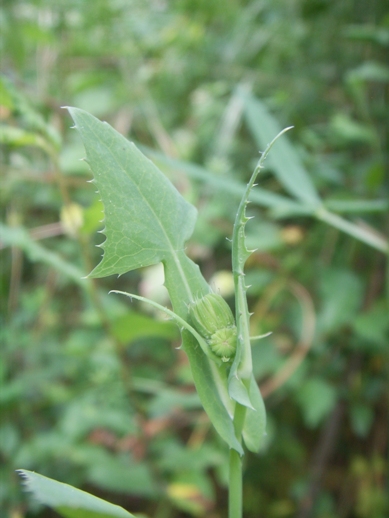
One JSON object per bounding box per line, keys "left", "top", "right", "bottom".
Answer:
{"left": 229, "top": 403, "right": 247, "bottom": 518}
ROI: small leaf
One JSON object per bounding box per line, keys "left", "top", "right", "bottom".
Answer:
{"left": 17, "top": 470, "right": 135, "bottom": 518}
{"left": 352, "top": 301, "right": 389, "bottom": 350}
{"left": 228, "top": 376, "right": 254, "bottom": 409}
{"left": 0, "top": 124, "right": 54, "bottom": 155}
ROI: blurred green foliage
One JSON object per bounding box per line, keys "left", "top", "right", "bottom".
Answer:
{"left": 1, "top": 1, "right": 388, "bottom": 517}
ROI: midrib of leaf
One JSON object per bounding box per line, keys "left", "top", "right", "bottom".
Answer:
{"left": 171, "top": 251, "right": 194, "bottom": 302}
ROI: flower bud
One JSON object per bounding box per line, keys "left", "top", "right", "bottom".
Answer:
{"left": 189, "top": 293, "right": 237, "bottom": 362}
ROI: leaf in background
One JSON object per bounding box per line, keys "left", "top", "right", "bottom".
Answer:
{"left": 352, "top": 301, "right": 389, "bottom": 351}
{"left": 318, "top": 268, "right": 363, "bottom": 334}
{"left": 142, "top": 145, "right": 310, "bottom": 215}
{"left": 324, "top": 198, "right": 389, "bottom": 213}
{"left": 67, "top": 108, "right": 243, "bottom": 454}
{"left": 111, "top": 312, "right": 179, "bottom": 343}
{"left": 0, "top": 124, "right": 55, "bottom": 155}
{"left": 0, "top": 223, "right": 85, "bottom": 285}
{"left": 239, "top": 92, "right": 389, "bottom": 251}
{"left": 85, "top": 451, "right": 158, "bottom": 497}
{"left": 239, "top": 90, "right": 322, "bottom": 207}
{"left": 295, "top": 378, "right": 337, "bottom": 428}
{"left": 330, "top": 113, "right": 377, "bottom": 145}
{"left": 1, "top": 76, "right": 61, "bottom": 149}
{"left": 17, "top": 470, "right": 136, "bottom": 518}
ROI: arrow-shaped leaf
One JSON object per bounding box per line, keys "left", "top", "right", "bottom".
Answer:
{"left": 67, "top": 107, "right": 197, "bottom": 279}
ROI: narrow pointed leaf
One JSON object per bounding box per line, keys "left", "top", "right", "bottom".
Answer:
{"left": 230, "top": 129, "right": 290, "bottom": 450}
{"left": 17, "top": 470, "right": 135, "bottom": 518}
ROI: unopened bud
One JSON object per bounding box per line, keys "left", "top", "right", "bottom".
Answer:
{"left": 189, "top": 293, "right": 237, "bottom": 362}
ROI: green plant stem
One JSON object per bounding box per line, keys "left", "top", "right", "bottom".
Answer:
{"left": 229, "top": 403, "right": 246, "bottom": 518}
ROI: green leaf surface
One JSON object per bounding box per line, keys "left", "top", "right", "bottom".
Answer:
{"left": 67, "top": 107, "right": 197, "bottom": 278}
{"left": 17, "top": 470, "right": 135, "bottom": 518}
{"left": 318, "top": 268, "right": 363, "bottom": 333}
{"left": 0, "top": 124, "right": 55, "bottom": 155}
{"left": 67, "top": 108, "right": 243, "bottom": 454}
{"left": 85, "top": 452, "right": 157, "bottom": 497}
{"left": 228, "top": 376, "right": 255, "bottom": 409}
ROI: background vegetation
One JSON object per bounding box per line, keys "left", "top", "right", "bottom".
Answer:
{"left": 1, "top": 0, "right": 388, "bottom": 517}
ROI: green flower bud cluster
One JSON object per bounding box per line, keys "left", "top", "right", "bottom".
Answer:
{"left": 189, "top": 293, "right": 237, "bottom": 362}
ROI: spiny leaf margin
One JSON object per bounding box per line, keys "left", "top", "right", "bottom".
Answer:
{"left": 66, "top": 106, "right": 198, "bottom": 279}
